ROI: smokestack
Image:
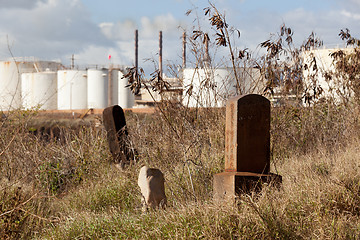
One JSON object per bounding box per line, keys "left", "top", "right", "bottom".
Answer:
{"left": 182, "top": 32, "right": 186, "bottom": 69}
{"left": 135, "top": 29, "right": 138, "bottom": 81}
{"left": 71, "top": 54, "right": 75, "bottom": 69}
{"left": 159, "top": 31, "right": 163, "bottom": 78}
{"left": 204, "top": 34, "right": 210, "bottom": 66}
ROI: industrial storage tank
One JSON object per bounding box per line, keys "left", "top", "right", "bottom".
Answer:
{"left": 87, "top": 68, "right": 108, "bottom": 109}
{"left": 109, "top": 69, "right": 119, "bottom": 106}
{"left": 57, "top": 70, "right": 87, "bottom": 110}
{"left": 301, "top": 48, "right": 354, "bottom": 102}
{"left": 182, "top": 68, "right": 237, "bottom": 108}
{"left": 118, "top": 70, "right": 134, "bottom": 108}
{"left": 108, "top": 69, "right": 135, "bottom": 108}
{"left": 182, "top": 67, "right": 264, "bottom": 107}
{"left": 0, "top": 59, "right": 62, "bottom": 110}
{"left": 21, "top": 71, "right": 57, "bottom": 110}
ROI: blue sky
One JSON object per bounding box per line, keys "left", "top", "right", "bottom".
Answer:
{"left": 0, "top": 0, "right": 359, "bottom": 74}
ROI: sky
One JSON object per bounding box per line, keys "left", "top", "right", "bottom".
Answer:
{"left": 0, "top": 0, "right": 359, "bottom": 74}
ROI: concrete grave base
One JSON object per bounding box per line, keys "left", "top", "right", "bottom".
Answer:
{"left": 213, "top": 171, "right": 282, "bottom": 202}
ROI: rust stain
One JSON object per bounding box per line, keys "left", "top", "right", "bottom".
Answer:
{"left": 225, "top": 100, "right": 236, "bottom": 171}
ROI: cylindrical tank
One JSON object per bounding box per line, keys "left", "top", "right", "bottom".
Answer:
{"left": 57, "top": 70, "right": 87, "bottom": 110}
{"left": 109, "top": 69, "right": 119, "bottom": 106}
{"left": 118, "top": 70, "right": 134, "bottom": 108}
{"left": 0, "top": 60, "right": 62, "bottom": 110}
{"left": 212, "top": 68, "right": 237, "bottom": 99}
{"left": 21, "top": 71, "right": 57, "bottom": 110}
{"left": 87, "top": 69, "right": 108, "bottom": 109}
{"left": 182, "top": 68, "right": 237, "bottom": 107}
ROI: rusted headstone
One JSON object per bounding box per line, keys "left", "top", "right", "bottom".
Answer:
{"left": 103, "top": 105, "right": 134, "bottom": 168}
{"left": 213, "top": 94, "right": 281, "bottom": 201}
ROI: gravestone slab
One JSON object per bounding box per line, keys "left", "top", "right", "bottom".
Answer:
{"left": 225, "top": 94, "right": 270, "bottom": 173}
{"left": 138, "top": 166, "right": 167, "bottom": 211}
{"left": 213, "top": 94, "right": 281, "bottom": 201}
{"left": 103, "top": 105, "right": 133, "bottom": 168}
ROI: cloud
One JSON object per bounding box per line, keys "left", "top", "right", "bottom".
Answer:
{"left": 4, "top": 0, "right": 359, "bottom": 75}
{"left": 75, "top": 45, "right": 116, "bottom": 67}
{"left": 229, "top": 6, "right": 360, "bottom": 51}
{"left": 99, "top": 13, "right": 185, "bottom": 41}
{"left": 282, "top": 8, "right": 360, "bottom": 46}
{"left": 0, "top": 0, "right": 47, "bottom": 9}
{"left": 336, "top": 0, "right": 360, "bottom": 9}
{"left": 140, "top": 14, "right": 184, "bottom": 38}
{"left": 0, "top": 0, "right": 112, "bottom": 62}
{"left": 80, "top": 2, "right": 360, "bottom": 73}
{"left": 96, "top": 13, "right": 186, "bottom": 73}
{"left": 99, "top": 20, "right": 137, "bottom": 41}
{"left": 341, "top": 10, "right": 360, "bottom": 21}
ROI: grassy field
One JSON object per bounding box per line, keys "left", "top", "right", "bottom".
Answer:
{"left": 1, "top": 100, "right": 360, "bottom": 239}
{"left": 2, "top": 3, "right": 360, "bottom": 238}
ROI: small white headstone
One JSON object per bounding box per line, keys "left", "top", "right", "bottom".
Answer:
{"left": 138, "top": 166, "right": 167, "bottom": 211}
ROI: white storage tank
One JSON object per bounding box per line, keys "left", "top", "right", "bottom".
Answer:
{"left": 21, "top": 71, "right": 57, "bottom": 110}
{"left": 182, "top": 67, "right": 264, "bottom": 107}
{"left": 108, "top": 69, "right": 135, "bottom": 108}
{"left": 301, "top": 48, "right": 354, "bottom": 102}
{"left": 57, "top": 70, "right": 87, "bottom": 110}
{"left": 87, "top": 68, "right": 108, "bottom": 109}
{"left": 118, "top": 70, "right": 134, "bottom": 108}
{"left": 182, "top": 68, "right": 237, "bottom": 108}
{"left": 0, "top": 60, "right": 62, "bottom": 110}
{"left": 109, "top": 69, "right": 119, "bottom": 106}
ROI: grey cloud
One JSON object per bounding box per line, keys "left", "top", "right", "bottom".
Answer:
{"left": 334, "top": 0, "right": 360, "bottom": 21}
{"left": 222, "top": 6, "right": 359, "bottom": 52}
{"left": 337, "top": 0, "right": 360, "bottom": 8}
{"left": 140, "top": 14, "right": 184, "bottom": 38}
{"left": 100, "top": 20, "right": 138, "bottom": 41}
{"left": 0, "top": 0, "right": 47, "bottom": 9}
{"left": 282, "top": 8, "right": 360, "bottom": 46}
{"left": 0, "top": 0, "right": 114, "bottom": 62}
{"left": 99, "top": 14, "right": 185, "bottom": 42}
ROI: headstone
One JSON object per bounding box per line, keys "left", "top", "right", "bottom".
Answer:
{"left": 138, "top": 166, "right": 167, "bottom": 211}
{"left": 225, "top": 94, "right": 270, "bottom": 173}
{"left": 213, "top": 94, "right": 281, "bottom": 201}
{"left": 103, "top": 105, "right": 134, "bottom": 168}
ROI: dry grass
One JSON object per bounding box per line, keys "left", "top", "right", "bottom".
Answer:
{"left": 1, "top": 100, "right": 360, "bottom": 239}
{"left": 2, "top": 5, "right": 360, "bottom": 238}
{"left": 42, "top": 138, "right": 360, "bottom": 240}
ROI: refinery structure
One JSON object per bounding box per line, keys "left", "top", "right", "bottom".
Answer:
{"left": 0, "top": 58, "right": 135, "bottom": 111}
{"left": 0, "top": 58, "right": 259, "bottom": 111}
{"left": 0, "top": 29, "right": 350, "bottom": 112}
{"left": 301, "top": 47, "right": 355, "bottom": 102}
{"left": 0, "top": 31, "right": 265, "bottom": 112}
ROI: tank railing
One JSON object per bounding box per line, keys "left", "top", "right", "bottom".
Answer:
{"left": 63, "top": 64, "right": 128, "bottom": 71}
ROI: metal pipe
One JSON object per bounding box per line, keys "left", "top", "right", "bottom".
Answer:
{"left": 159, "top": 31, "right": 163, "bottom": 78}
{"left": 108, "top": 67, "right": 112, "bottom": 106}
{"left": 135, "top": 29, "right": 138, "bottom": 80}
{"left": 204, "top": 34, "right": 210, "bottom": 65}
{"left": 182, "top": 32, "right": 186, "bottom": 69}
{"left": 71, "top": 54, "right": 74, "bottom": 69}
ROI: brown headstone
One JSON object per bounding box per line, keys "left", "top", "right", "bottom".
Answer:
{"left": 225, "top": 94, "right": 270, "bottom": 173}
{"left": 103, "top": 105, "right": 133, "bottom": 168}
{"left": 213, "top": 94, "right": 281, "bottom": 201}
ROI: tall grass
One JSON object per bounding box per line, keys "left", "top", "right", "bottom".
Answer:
{"left": 2, "top": 4, "right": 360, "bottom": 239}
{"left": 1, "top": 98, "right": 360, "bottom": 239}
